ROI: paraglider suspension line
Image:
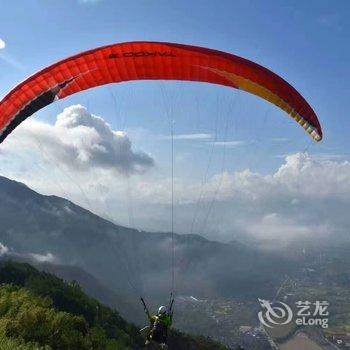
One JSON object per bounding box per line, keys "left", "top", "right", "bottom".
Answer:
{"left": 171, "top": 121, "right": 175, "bottom": 294}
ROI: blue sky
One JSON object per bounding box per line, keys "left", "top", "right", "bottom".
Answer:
{"left": 0, "top": 0, "right": 350, "bottom": 240}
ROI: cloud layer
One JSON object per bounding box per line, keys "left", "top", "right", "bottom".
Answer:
{"left": 5, "top": 105, "right": 155, "bottom": 175}
{"left": 97, "top": 152, "right": 350, "bottom": 246}
{"left": 0, "top": 243, "right": 8, "bottom": 256}
{"left": 1, "top": 104, "right": 349, "bottom": 247}
{"left": 0, "top": 242, "right": 57, "bottom": 263}
{"left": 0, "top": 38, "right": 5, "bottom": 49}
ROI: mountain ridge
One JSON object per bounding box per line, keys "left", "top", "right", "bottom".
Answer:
{"left": 0, "top": 175, "right": 298, "bottom": 302}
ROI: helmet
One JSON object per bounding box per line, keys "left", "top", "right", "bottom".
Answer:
{"left": 158, "top": 306, "right": 167, "bottom": 315}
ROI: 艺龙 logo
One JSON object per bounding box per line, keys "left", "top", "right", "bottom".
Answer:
{"left": 258, "top": 298, "right": 293, "bottom": 328}
{"left": 257, "top": 299, "right": 330, "bottom": 329}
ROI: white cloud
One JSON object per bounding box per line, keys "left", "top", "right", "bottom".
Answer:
{"left": 2, "top": 106, "right": 350, "bottom": 246}
{"left": 78, "top": 0, "right": 102, "bottom": 4}
{"left": 104, "top": 152, "right": 350, "bottom": 243}
{"left": 273, "top": 153, "right": 350, "bottom": 198}
{"left": 0, "top": 52, "right": 25, "bottom": 70}
{"left": 242, "top": 212, "right": 329, "bottom": 242}
{"left": 0, "top": 243, "right": 58, "bottom": 263}
{"left": 310, "top": 153, "right": 347, "bottom": 161}
{"left": 29, "top": 252, "right": 57, "bottom": 263}
{"left": 209, "top": 140, "right": 244, "bottom": 148}
{"left": 164, "top": 133, "right": 213, "bottom": 140}
{"left": 10, "top": 149, "right": 350, "bottom": 210}
{"left": 0, "top": 243, "right": 9, "bottom": 256}
{"left": 271, "top": 138, "right": 289, "bottom": 142}
{"left": 0, "top": 39, "right": 25, "bottom": 70}
{"left": 4, "top": 105, "right": 155, "bottom": 176}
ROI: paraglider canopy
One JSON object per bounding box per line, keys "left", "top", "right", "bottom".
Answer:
{"left": 0, "top": 41, "right": 322, "bottom": 143}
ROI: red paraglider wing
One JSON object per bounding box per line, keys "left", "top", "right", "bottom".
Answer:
{"left": 0, "top": 41, "right": 322, "bottom": 143}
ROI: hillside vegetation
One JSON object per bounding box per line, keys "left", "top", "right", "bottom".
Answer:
{"left": 0, "top": 260, "right": 227, "bottom": 349}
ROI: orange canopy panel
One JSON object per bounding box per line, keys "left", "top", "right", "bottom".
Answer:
{"left": 0, "top": 41, "right": 322, "bottom": 143}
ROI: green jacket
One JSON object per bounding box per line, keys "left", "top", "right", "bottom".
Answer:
{"left": 150, "top": 313, "right": 172, "bottom": 328}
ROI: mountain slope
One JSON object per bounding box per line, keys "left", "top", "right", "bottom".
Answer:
{"left": 0, "top": 260, "right": 228, "bottom": 350}
{"left": 0, "top": 176, "right": 299, "bottom": 303}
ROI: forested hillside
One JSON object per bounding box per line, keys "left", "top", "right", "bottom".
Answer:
{"left": 0, "top": 261, "right": 228, "bottom": 349}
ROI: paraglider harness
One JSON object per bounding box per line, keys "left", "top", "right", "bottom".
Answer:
{"left": 141, "top": 294, "right": 174, "bottom": 348}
